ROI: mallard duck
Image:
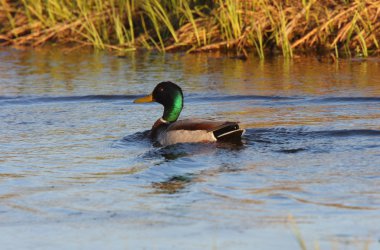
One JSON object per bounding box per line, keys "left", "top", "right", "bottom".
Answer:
{"left": 134, "top": 81, "right": 244, "bottom": 146}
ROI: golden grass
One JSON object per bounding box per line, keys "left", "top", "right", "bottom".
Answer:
{"left": 0, "top": 0, "right": 379, "bottom": 57}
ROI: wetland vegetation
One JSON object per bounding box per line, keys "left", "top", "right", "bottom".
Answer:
{"left": 1, "top": 0, "right": 379, "bottom": 58}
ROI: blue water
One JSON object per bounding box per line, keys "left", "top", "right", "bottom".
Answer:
{"left": 1, "top": 48, "right": 380, "bottom": 249}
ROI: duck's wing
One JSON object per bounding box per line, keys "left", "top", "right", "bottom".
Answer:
{"left": 166, "top": 119, "right": 235, "bottom": 132}
{"left": 167, "top": 119, "right": 244, "bottom": 141}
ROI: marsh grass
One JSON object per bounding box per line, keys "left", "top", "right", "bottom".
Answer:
{"left": 0, "top": 0, "right": 379, "bottom": 57}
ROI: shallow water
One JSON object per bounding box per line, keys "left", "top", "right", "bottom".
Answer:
{"left": 1, "top": 48, "right": 380, "bottom": 249}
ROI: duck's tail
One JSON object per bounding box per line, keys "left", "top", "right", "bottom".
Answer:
{"left": 212, "top": 122, "right": 245, "bottom": 142}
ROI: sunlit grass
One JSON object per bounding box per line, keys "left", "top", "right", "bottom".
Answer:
{"left": 0, "top": 0, "right": 379, "bottom": 57}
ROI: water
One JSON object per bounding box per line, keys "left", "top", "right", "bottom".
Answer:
{"left": 1, "top": 48, "right": 380, "bottom": 249}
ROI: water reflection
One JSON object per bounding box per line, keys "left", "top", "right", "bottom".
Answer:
{"left": 152, "top": 175, "right": 194, "bottom": 194}
{"left": 1, "top": 47, "right": 380, "bottom": 97}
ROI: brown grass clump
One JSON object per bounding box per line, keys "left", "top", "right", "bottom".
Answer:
{"left": 0, "top": 0, "right": 379, "bottom": 58}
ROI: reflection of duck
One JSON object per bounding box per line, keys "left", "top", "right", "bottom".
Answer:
{"left": 134, "top": 81, "right": 244, "bottom": 146}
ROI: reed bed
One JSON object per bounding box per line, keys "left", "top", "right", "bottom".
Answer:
{"left": 0, "top": 0, "right": 379, "bottom": 57}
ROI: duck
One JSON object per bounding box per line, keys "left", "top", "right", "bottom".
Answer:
{"left": 133, "top": 81, "right": 245, "bottom": 146}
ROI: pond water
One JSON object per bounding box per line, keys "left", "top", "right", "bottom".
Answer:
{"left": 1, "top": 47, "right": 380, "bottom": 249}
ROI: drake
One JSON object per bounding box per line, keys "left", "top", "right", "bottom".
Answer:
{"left": 134, "top": 81, "right": 244, "bottom": 146}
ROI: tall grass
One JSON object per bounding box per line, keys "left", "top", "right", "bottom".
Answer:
{"left": 0, "top": 0, "right": 379, "bottom": 57}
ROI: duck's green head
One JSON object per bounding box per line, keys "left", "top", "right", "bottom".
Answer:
{"left": 134, "top": 81, "right": 183, "bottom": 123}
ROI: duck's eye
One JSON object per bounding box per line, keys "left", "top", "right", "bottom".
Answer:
{"left": 159, "top": 88, "right": 164, "bottom": 92}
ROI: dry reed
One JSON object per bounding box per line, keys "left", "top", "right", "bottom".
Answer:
{"left": 0, "top": 0, "right": 379, "bottom": 57}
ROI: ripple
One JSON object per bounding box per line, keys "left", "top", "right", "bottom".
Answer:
{"left": 3, "top": 94, "right": 380, "bottom": 107}
{"left": 311, "top": 96, "right": 380, "bottom": 103}
{"left": 187, "top": 94, "right": 300, "bottom": 102}
{"left": 120, "top": 130, "right": 151, "bottom": 144}
{"left": 0, "top": 95, "right": 139, "bottom": 105}
{"left": 244, "top": 128, "right": 380, "bottom": 140}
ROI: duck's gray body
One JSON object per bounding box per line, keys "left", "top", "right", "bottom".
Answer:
{"left": 152, "top": 119, "right": 245, "bottom": 146}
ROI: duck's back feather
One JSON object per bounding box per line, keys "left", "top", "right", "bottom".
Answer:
{"left": 166, "top": 119, "right": 236, "bottom": 132}
{"left": 158, "top": 129, "right": 216, "bottom": 146}
{"left": 155, "top": 119, "right": 244, "bottom": 146}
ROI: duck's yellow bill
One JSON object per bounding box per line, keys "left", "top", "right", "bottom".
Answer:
{"left": 133, "top": 94, "right": 154, "bottom": 103}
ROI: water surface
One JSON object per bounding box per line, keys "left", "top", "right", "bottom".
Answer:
{"left": 1, "top": 48, "right": 380, "bottom": 249}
